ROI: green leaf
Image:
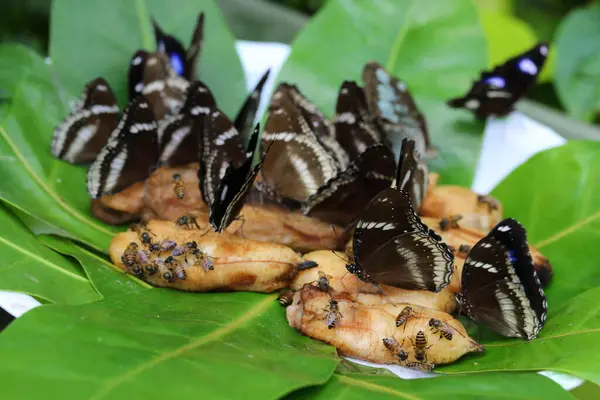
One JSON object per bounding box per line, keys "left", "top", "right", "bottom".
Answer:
{"left": 38, "top": 235, "right": 150, "bottom": 297}
{"left": 0, "top": 291, "right": 338, "bottom": 399}
{"left": 49, "top": 0, "right": 247, "bottom": 117}
{"left": 554, "top": 3, "right": 600, "bottom": 122}
{"left": 0, "top": 43, "right": 49, "bottom": 99}
{"left": 0, "top": 50, "right": 119, "bottom": 252}
{"left": 290, "top": 372, "right": 574, "bottom": 399}
{"left": 277, "top": 0, "right": 488, "bottom": 186}
{"left": 439, "top": 141, "right": 600, "bottom": 385}
{"left": 0, "top": 203, "right": 99, "bottom": 305}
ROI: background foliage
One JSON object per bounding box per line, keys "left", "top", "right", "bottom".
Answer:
{"left": 0, "top": 0, "right": 599, "bottom": 398}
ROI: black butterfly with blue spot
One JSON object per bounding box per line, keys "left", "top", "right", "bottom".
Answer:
{"left": 153, "top": 12, "right": 204, "bottom": 80}
{"left": 447, "top": 42, "right": 549, "bottom": 119}
{"left": 457, "top": 218, "right": 548, "bottom": 340}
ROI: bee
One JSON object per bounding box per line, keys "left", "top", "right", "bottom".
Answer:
{"left": 149, "top": 242, "right": 161, "bottom": 253}
{"left": 186, "top": 241, "right": 197, "bottom": 249}
{"left": 428, "top": 318, "right": 453, "bottom": 341}
{"left": 398, "top": 349, "right": 409, "bottom": 362}
{"left": 395, "top": 306, "right": 415, "bottom": 328}
{"left": 171, "top": 245, "right": 185, "bottom": 257}
{"left": 122, "top": 242, "right": 139, "bottom": 267}
{"left": 325, "top": 299, "right": 342, "bottom": 329}
{"left": 160, "top": 239, "right": 177, "bottom": 251}
{"left": 439, "top": 215, "right": 462, "bottom": 231}
{"left": 172, "top": 173, "right": 185, "bottom": 199}
{"left": 277, "top": 290, "right": 295, "bottom": 307}
{"left": 382, "top": 337, "right": 399, "bottom": 352}
{"left": 411, "top": 331, "right": 432, "bottom": 362}
{"left": 137, "top": 249, "right": 151, "bottom": 272}
{"left": 176, "top": 215, "right": 200, "bottom": 230}
{"left": 145, "top": 262, "right": 157, "bottom": 275}
{"left": 403, "top": 361, "right": 434, "bottom": 372}
{"left": 139, "top": 231, "right": 154, "bottom": 246}
{"left": 162, "top": 269, "right": 175, "bottom": 282}
{"left": 315, "top": 271, "right": 331, "bottom": 292}
{"left": 163, "top": 256, "right": 178, "bottom": 282}
{"left": 188, "top": 246, "right": 214, "bottom": 271}
{"left": 174, "top": 264, "right": 187, "bottom": 280}
{"left": 458, "top": 244, "right": 471, "bottom": 255}
{"left": 477, "top": 194, "right": 499, "bottom": 211}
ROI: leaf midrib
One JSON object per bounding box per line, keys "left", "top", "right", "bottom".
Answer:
{"left": 0, "top": 126, "right": 114, "bottom": 239}
{"left": 89, "top": 294, "right": 276, "bottom": 399}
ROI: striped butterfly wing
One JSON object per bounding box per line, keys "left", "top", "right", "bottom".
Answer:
{"left": 51, "top": 77, "right": 119, "bottom": 164}
{"left": 233, "top": 68, "right": 270, "bottom": 139}
{"left": 87, "top": 97, "right": 159, "bottom": 199}
{"left": 395, "top": 138, "right": 428, "bottom": 211}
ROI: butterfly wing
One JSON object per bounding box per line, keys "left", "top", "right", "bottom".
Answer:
{"left": 87, "top": 97, "right": 159, "bottom": 199}
{"left": 128, "top": 50, "right": 149, "bottom": 101}
{"left": 198, "top": 105, "right": 246, "bottom": 207}
{"left": 184, "top": 12, "right": 205, "bottom": 80}
{"left": 140, "top": 52, "right": 188, "bottom": 120}
{"left": 158, "top": 81, "right": 217, "bottom": 167}
{"left": 233, "top": 69, "right": 270, "bottom": 138}
{"left": 396, "top": 138, "right": 428, "bottom": 210}
{"left": 209, "top": 124, "right": 265, "bottom": 232}
{"left": 334, "top": 81, "right": 388, "bottom": 162}
{"left": 362, "top": 62, "right": 430, "bottom": 155}
{"left": 260, "top": 91, "right": 339, "bottom": 203}
{"left": 447, "top": 42, "right": 549, "bottom": 118}
{"left": 152, "top": 18, "right": 187, "bottom": 77}
{"left": 486, "top": 218, "right": 548, "bottom": 327}
{"left": 459, "top": 236, "right": 542, "bottom": 339}
{"left": 359, "top": 231, "right": 454, "bottom": 291}
{"left": 301, "top": 144, "right": 395, "bottom": 226}
{"left": 52, "top": 77, "right": 120, "bottom": 164}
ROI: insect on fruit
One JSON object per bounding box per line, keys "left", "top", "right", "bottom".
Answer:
{"left": 439, "top": 215, "right": 462, "bottom": 231}
{"left": 412, "top": 331, "right": 432, "bottom": 362}
{"left": 122, "top": 242, "right": 139, "bottom": 267}
{"left": 325, "top": 299, "right": 342, "bottom": 329}
{"left": 477, "top": 194, "right": 499, "bottom": 211}
{"left": 160, "top": 239, "right": 177, "bottom": 251}
{"left": 404, "top": 361, "right": 434, "bottom": 372}
{"left": 277, "top": 290, "right": 295, "bottom": 307}
{"left": 428, "top": 318, "right": 453, "bottom": 341}
{"left": 315, "top": 271, "right": 331, "bottom": 292}
{"left": 395, "top": 306, "right": 415, "bottom": 328}
{"left": 177, "top": 215, "right": 200, "bottom": 230}
{"left": 458, "top": 244, "right": 471, "bottom": 255}
{"left": 171, "top": 245, "right": 185, "bottom": 257}
{"left": 172, "top": 173, "right": 185, "bottom": 199}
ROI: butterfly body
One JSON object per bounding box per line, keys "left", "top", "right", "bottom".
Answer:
{"left": 447, "top": 42, "right": 549, "bottom": 119}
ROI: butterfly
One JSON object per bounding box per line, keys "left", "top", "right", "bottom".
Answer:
{"left": 127, "top": 51, "right": 189, "bottom": 120}
{"left": 346, "top": 187, "right": 454, "bottom": 292}
{"left": 457, "top": 218, "right": 547, "bottom": 340}
{"left": 209, "top": 124, "right": 269, "bottom": 232}
{"left": 395, "top": 138, "right": 428, "bottom": 211}
{"left": 447, "top": 42, "right": 549, "bottom": 119}
{"left": 233, "top": 69, "right": 271, "bottom": 138}
{"left": 333, "top": 80, "right": 388, "bottom": 163}
{"left": 153, "top": 12, "right": 204, "bottom": 80}
{"left": 301, "top": 144, "right": 396, "bottom": 226}
{"left": 51, "top": 77, "right": 119, "bottom": 164}
{"left": 87, "top": 96, "right": 159, "bottom": 199}
{"left": 259, "top": 84, "right": 340, "bottom": 204}
{"left": 362, "top": 62, "right": 435, "bottom": 159}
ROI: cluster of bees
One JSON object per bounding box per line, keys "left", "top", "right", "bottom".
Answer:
{"left": 121, "top": 225, "right": 214, "bottom": 282}
{"left": 278, "top": 274, "right": 457, "bottom": 372}
{"left": 381, "top": 306, "right": 455, "bottom": 372}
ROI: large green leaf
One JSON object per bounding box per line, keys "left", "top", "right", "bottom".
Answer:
{"left": 277, "top": 0, "right": 488, "bottom": 186}
{"left": 0, "top": 291, "right": 338, "bottom": 399}
{"left": 290, "top": 372, "right": 574, "bottom": 399}
{"left": 554, "top": 3, "right": 600, "bottom": 122}
{"left": 0, "top": 203, "right": 99, "bottom": 305}
{"left": 438, "top": 141, "right": 600, "bottom": 385}
{"left": 39, "top": 235, "right": 150, "bottom": 298}
{"left": 49, "top": 0, "right": 247, "bottom": 116}
{"left": 0, "top": 50, "right": 119, "bottom": 252}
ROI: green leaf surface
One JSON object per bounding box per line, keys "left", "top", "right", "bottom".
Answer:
{"left": 0, "top": 203, "right": 99, "bottom": 305}
{"left": 0, "top": 50, "right": 119, "bottom": 252}
{"left": 49, "top": 0, "right": 247, "bottom": 116}
{"left": 554, "top": 3, "right": 600, "bottom": 122}
{"left": 439, "top": 141, "right": 600, "bottom": 385}
{"left": 0, "top": 291, "right": 338, "bottom": 400}
{"left": 0, "top": 43, "right": 49, "bottom": 99}
{"left": 277, "top": 0, "right": 488, "bottom": 186}
{"left": 39, "top": 235, "right": 150, "bottom": 298}
{"left": 290, "top": 372, "right": 574, "bottom": 399}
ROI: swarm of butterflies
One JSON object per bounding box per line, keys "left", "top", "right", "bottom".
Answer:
{"left": 49, "top": 7, "right": 549, "bottom": 344}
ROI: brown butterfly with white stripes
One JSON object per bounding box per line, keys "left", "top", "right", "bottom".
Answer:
{"left": 395, "top": 138, "right": 428, "bottom": 211}
{"left": 51, "top": 77, "right": 119, "bottom": 164}
{"left": 87, "top": 97, "right": 159, "bottom": 199}
{"left": 346, "top": 187, "right": 454, "bottom": 292}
